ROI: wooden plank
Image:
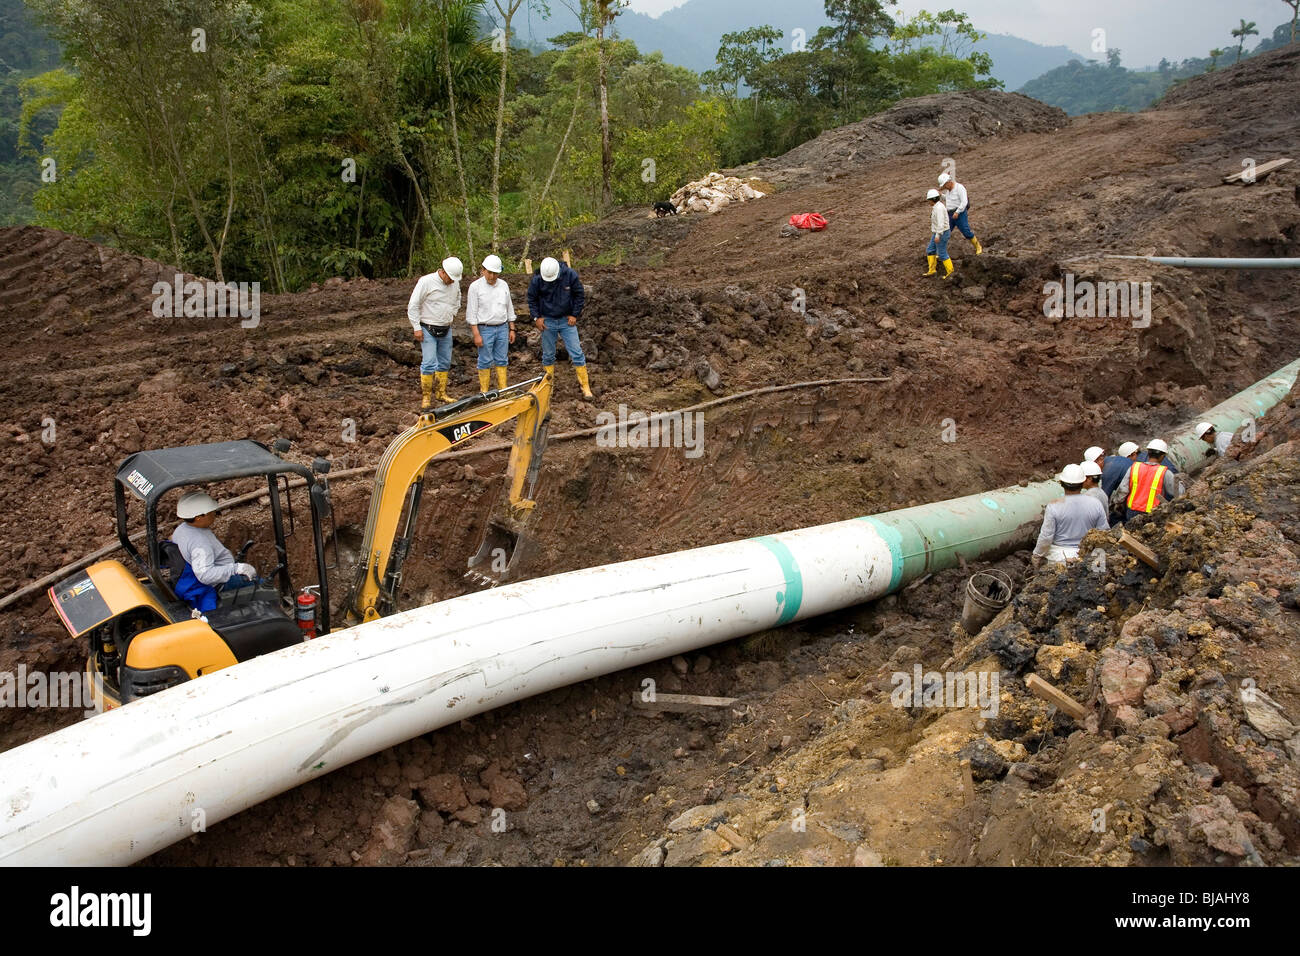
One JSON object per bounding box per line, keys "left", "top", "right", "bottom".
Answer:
{"left": 1223, "top": 157, "right": 1291, "bottom": 184}
{"left": 1024, "top": 673, "right": 1089, "bottom": 722}
{"left": 562, "top": 249, "right": 572, "bottom": 266}
{"left": 630, "top": 691, "right": 738, "bottom": 713}
{"left": 1117, "top": 529, "right": 1161, "bottom": 569}
{"left": 523, "top": 258, "right": 532, "bottom": 275}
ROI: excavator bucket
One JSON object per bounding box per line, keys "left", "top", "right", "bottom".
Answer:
{"left": 465, "top": 415, "right": 549, "bottom": 587}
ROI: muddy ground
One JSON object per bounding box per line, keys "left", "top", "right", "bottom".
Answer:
{"left": 0, "top": 44, "right": 1297, "bottom": 865}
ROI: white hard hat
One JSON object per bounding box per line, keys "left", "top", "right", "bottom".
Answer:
{"left": 1194, "top": 421, "right": 1214, "bottom": 439}
{"left": 1058, "top": 463, "right": 1086, "bottom": 485}
{"left": 1117, "top": 441, "right": 1139, "bottom": 457}
{"left": 482, "top": 254, "right": 503, "bottom": 274}
{"left": 441, "top": 257, "right": 463, "bottom": 281}
{"left": 1083, "top": 446, "right": 1104, "bottom": 463}
{"left": 540, "top": 257, "right": 560, "bottom": 282}
{"left": 1147, "top": 438, "right": 1169, "bottom": 454}
{"left": 926, "top": 188, "right": 941, "bottom": 200}
{"left": 1081, "top": 460, "right": 1102, "bottom": 478}
{"left": 938, "top": 173, "right": 953, "bottom": 186}
{"left": 177, "top": 491, "right": 219, "bottom": 520}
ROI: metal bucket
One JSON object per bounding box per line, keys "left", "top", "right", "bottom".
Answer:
{"left": 960, "top": 569, "right": 1013, "bottom": 635}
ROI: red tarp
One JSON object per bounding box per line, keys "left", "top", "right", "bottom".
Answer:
{"left": 788, "top": 212, "right": 828, "bottom": 231}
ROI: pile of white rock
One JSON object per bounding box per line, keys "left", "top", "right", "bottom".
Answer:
{"left": 668, "top": 172, "right": 766, "bottom": 214}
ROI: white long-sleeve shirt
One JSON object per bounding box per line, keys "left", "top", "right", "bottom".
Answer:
{"left": 1033, "top": 494, "right": 1109, "bottom": 558}
{"left": 1214, "top": 431, "right": 1233, "bottom": 455}
{"left": 407, "top": 272, "right": 461, "bottom": 332}
{"left": 172, "top": 522, "right": 239, "bottom": 586}
{"left": 943, "top": 181, "right": 969, "bottom": 213}
{"left": 465, "top": 276, "right": 515, "bottom": 326}
{"left": 930, "top": 200, "right": 949, "bottom": 237}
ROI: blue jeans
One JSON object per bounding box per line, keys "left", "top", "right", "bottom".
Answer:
{"left": 926, "top": 230, "right": 951, "bottom": 260}
{"left": 419, "top": 325, "right": 452, "bottom": 373}
{"left": 949, "top": 208, "right": 974, "bottom": 239}
{"left": 540, "top": 316, "right": 585, "bottom": 367}
{"left": 475, "top": 323, "right": 510, "bottom": 368}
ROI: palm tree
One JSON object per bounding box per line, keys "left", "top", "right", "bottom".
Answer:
{"left": 1208, "top": 47, "right": 1225, "bottom": 70}
{"left": 1231, "top": 19, "right": 1258, "bottom": 63}
{"left": 1285, "top": 1, "right": 1299, "bottom": 44}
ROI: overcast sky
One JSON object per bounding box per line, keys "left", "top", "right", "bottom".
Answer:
{"left": 625, "top": 0, "right": 1290, "bottom": 68}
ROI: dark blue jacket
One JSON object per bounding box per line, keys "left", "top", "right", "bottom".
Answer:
{"left": 1100, "top": 455, "right": 1133, "bottom": 498}
{"left": 527, "top": 265, "right": 585, "bottom": 319}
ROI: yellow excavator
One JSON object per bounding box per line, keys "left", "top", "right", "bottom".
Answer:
{"left": 48, "top": 375, "right": 551, "bottom": 710}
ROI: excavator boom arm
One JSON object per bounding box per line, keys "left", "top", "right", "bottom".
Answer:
{"left": 347, "top": 375, "right": 551, "bottom": 623}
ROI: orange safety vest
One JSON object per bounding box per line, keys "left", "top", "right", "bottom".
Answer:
{"left": 1126, "top": 461, "right": 1168, "bottom": 514}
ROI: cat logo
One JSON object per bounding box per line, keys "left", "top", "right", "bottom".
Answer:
{"left": 125, "top": 469, "right": 155, "bottom": 496}
{"left": 438, "top": 420, "right": 490, "bottom": 445}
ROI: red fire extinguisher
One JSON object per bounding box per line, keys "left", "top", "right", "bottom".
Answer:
{"left": 296, "top": 586, "right": 319, "bottom": 639}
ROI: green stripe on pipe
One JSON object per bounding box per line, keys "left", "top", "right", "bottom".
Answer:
{"left": 859, "top": 516, "right": 905, "bottom": 592}
{"left": 754, "top": 535, "right": 804, "bottom": 625}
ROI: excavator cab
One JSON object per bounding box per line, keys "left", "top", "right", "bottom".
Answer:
{"left": 49, "top": 440, "right": 333, "bottom": 711}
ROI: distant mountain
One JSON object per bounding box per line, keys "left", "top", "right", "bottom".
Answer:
{"left": 511, "top": 0, "right": 1088, "bottom": 89}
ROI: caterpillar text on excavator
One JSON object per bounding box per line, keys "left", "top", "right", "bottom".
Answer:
{"left": 47, "top": 374, "right": 552, "bottom": 710}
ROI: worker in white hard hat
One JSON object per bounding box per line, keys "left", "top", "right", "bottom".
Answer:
{"left": 1115, "top": 438, "right": 1179, "bottom": 522}
{"left": 923, "top": 189, "right": 954, "bottom": 279}
{"left": 1194, "top": 421, "right": 1233, "bottom": 457}
{"left": 938, "top": 172, "right": 982, "bottom": 255}
{"left": 1032, "top": 463, "right": 1110, "bottom": 566}
{"left": 528, "top": 256, "right": 593, "bottom": 398}
{"left": 1080, "top": 460, "right": 1109, "bottom": 511}
{"left": 1083, "top": 446, "right": 1105, "bottom": 470}
{"left": 466, "top": 253, "right": 516, "bottom": 392}
{"left": 171, "top": 491, "right": 257, "bottom": 612}
{"left": 1100, "top": 441, "right": 1140, "bottom": 522}
{"left": 408, "top": 256, "right": 464, "bottom": 409}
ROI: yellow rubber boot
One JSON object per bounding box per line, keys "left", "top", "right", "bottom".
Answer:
{"left": 420, "top": 374, "right": 434, "bottom": 410}
{"left": 942, "top": 258, "right": 954, "bottom": 279}
{"left": 575, "top": 365, "right": 593, "bottom": 399}
{"left": 478, "top": 369, "right": 491, "bottom": 393}
{"left": 543, "top": 364, "right": 555, "bottom": 381}
{"left": 972, "top": 236, "right": 983, "bottom": 255}
{"left": 434, "top": 372, "right": 452, "bottom": 403}
{"left": 924, "top": 255, "right": 937, "bottom": 276}
{"left": 495, "top": 366, "right": 507, "bottom": 390}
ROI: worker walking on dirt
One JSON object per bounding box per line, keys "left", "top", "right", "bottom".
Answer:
{"left": 1195, "top": 421, "right": 1234, "bottom": 456}
{"left": 467, "top": 254, "right": 516, "bottom": 393}
{"left": 1100, "top": 442, "right": 1139, "bottom": 498}
{"left": 924, "top": 189, "right": 954, "bottom": 279}
{"left": 408, "top": 256, "right": 464, "bottom": 409}
{"left": 938, "top": 173, "right": 982, "bottom": 255}
{"left": 1032, "top": 464, "right": 1110, "bottom": 566}
{"left": 528, "top": 256, "right": 593, "bottom": 398}
{"left": 1116, "top": 438, "right": 1179, "bottom": 522}
{"left": 171, "top": 491, "right": 257, "bottom": 613}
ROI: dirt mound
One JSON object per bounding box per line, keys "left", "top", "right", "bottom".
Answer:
{"left": 731, "top": 90, "right": 1067, "bottom": 189}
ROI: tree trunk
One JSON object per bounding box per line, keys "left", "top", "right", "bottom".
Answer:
{"left": 491, "top": 0, "right": 524, "bottom": 253}
{"left": 522, "top": 79, "right": 584, "bottom": 264}
{"left": 597, "top": 7, "right": 613, "bottom": 207}
{"left": 440, "top": 8, "right": 476, "bottom": 265}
